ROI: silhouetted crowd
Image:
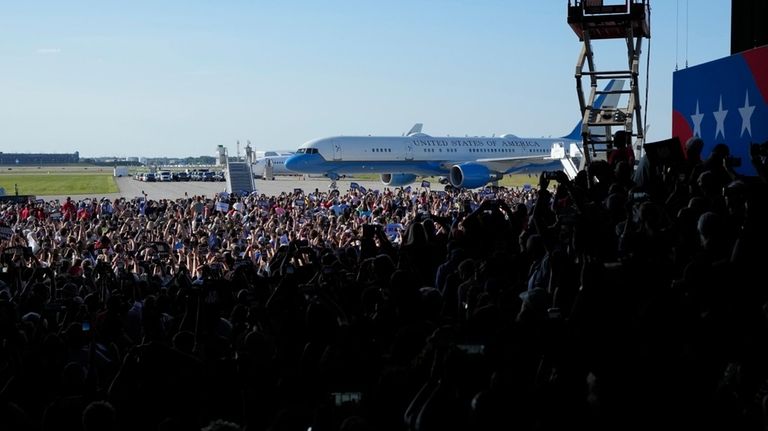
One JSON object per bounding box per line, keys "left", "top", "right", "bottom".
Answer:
{"left": 2, "top": 137, "right": 768, "bottom": 431}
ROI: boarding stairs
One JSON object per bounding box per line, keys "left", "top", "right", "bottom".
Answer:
{"left": 552, "top": 142, "right": 584, "bottom": 180}
{"left": 567, "top": 0, "right": 650, "bottom": 171}
{"left": 225, "top": 161, "right": 255, "bottom": 195}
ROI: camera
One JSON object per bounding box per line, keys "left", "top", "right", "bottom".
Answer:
{"left": 547, "top": 308, "right": 562, "bottom": 320}
{"left": 44, "top": 303, "right": 67, "bottom": 312}
{"left": 630, "top": 191, "right": 649, "bottom": 202}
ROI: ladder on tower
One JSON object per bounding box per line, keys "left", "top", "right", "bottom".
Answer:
{"left": 567, "top": 0, "right": 650, "bottom": 170}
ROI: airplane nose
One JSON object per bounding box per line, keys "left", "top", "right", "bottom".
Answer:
{"left": 284, "top": 154, "right": 303, "bottom": 172}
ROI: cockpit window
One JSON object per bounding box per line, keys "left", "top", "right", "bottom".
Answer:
{"left": 296, "top": 148, "right": 305, "bottom": 154}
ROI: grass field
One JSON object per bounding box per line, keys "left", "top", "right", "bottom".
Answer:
{"left": 0, "top": 168, "right": 118, "bottom": 196}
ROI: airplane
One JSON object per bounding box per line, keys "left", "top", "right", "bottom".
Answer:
{"left": 285, "top": 80, "right": 625, "bottom": 189}
{"left": 251, "top": 150, "right": 297, "bottom": 179}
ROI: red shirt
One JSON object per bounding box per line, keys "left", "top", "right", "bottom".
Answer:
{"left": 608, "top": 146, "right": 635, "bottom": 167}
{"left": 61, "top": 201, "right": 76, "bottom": 220}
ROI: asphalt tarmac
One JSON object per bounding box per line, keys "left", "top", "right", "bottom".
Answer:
{"left": 38, "top": 176, "right": 392, "bottom": 202}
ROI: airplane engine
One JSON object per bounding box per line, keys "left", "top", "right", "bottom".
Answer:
{"left": 380, "top": 173, "right": 417, "bottom": 186}
{"left": 449, "top": 163, "right": 500, "bottom": 189}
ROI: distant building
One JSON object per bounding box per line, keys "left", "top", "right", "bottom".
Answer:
{"left": 0, "top": 151, "right": 79, "bottom": 165}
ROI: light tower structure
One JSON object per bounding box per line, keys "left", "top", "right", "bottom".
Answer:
{"left": 567, "top": 0, "right": 651, "bottom": 169}
{"left": 216, "top": 145, "right": 227, "bottom": 166}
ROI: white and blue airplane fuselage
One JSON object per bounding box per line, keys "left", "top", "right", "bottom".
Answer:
{"left": 286, "top": 134, "right": 573, "bottom": 188}
{"left": 285, "top": 80, "right": 625, "bottom": 189}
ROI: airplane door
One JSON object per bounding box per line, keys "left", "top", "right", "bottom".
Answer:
{"left": 405, "top": 140, "right": 414, "bottom": 160}
{"left": 332, "top": 139, "right": 342, "bottom": 161}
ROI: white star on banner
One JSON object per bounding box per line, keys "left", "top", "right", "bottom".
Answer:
{"left": 691, "top": 100, "right": 704, "bottom": 137}
{"left": 738, "top": 90, "right": 755, "bottom": 137}
{"left": 713, "top": 96, "right": 728, "bottom": 140}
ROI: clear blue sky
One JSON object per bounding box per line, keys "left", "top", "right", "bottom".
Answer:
{"left": 0, "top": 1, "right": 730, "bottom": 158}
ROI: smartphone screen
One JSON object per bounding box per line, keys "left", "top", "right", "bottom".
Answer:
{"left": 332, "top": 392, "right": 362, "bottom": 407}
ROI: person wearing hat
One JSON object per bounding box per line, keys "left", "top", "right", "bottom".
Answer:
{"left": 701, "top": 142, "right": 738, "bottom": 191}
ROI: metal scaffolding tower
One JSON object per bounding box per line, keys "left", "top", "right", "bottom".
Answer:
{"left": 567, "top": 0, "right": 651, "bottom": 169}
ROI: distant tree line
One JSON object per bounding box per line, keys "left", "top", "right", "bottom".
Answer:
{"left": 81, "top": 156, "right": 217, "bottom": 166}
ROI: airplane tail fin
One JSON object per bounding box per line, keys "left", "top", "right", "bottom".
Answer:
{"left": 563, "top": 121, "right": 584, "bottom": 141}
{"left": 406, "top": 123, "right": 423, "bottom": 136}
{"left": 561, "top": 79, "right": 626, "bottom": 140}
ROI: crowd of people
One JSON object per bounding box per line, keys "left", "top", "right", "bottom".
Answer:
{"left": 1, "top": 138, "right": 768, "bottom": 431}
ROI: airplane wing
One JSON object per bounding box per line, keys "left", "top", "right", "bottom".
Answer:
{"left": 440, "top": 156, "right": 557, "bottom": 173}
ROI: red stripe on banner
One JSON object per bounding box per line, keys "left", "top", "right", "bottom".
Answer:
{"left": 742, "top": 45, "right": 768, "bottom": 104}
{"left": 672, "top": 109, "right": 693, "bottom": 154}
